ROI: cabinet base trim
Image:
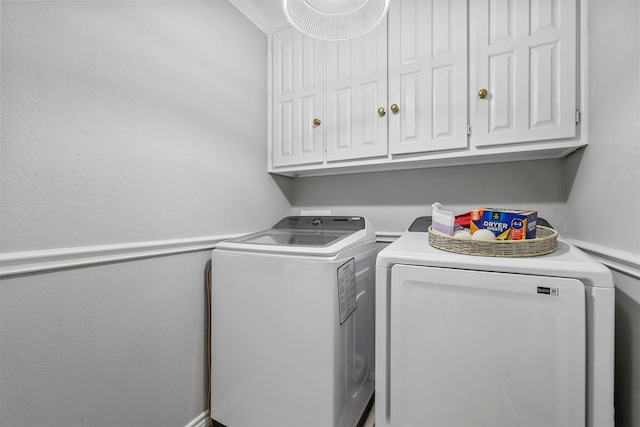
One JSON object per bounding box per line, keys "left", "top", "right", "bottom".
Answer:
{"left": 270, "top": 142, "right": 585, "bottom": 177}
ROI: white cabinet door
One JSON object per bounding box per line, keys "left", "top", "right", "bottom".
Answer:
{"left": 272, "top": 28, "right": 324, "bottom": 167}
{"left": 388, "top": 0, "right": 468, "bottom": 155}
{"left": 471, "top": 0, "right": 577, "bottom": 147}
{"left": 325, "top": 22, "right": 388, "bottom": 161}
{"left": 390, "top": 265, "right": 586, "bottom": 427}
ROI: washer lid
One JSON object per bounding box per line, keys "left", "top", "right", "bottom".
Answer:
{"left": 215, "top": 216, "right": 375, "bottom": 256}
{"left": 230, "top": 228, "right": 350, "bottom": 247}
{"left": 376, "top": 230, "right": 613, "bottom": 288}
{"left": 272, "top": 216, "right": 366, "bottom": 231}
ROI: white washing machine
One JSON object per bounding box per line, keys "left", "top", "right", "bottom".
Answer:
{"left": 376, "top": 217, "right": 615, "bottom": 427}
{"left": 211, "top": 216, "right": 376, "bottom": 427}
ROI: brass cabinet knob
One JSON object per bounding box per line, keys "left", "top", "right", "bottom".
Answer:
{"left": 478, "top": 88, "right": 488, "bottom": 99}
{"left": 378, "top": 107, "right": 386, "bottom": 117}
{"left": 390, "top": 103, "right": 399, "bottom": 114}
{"left": 313, "top": 118, "right": 321, "bottom": 126}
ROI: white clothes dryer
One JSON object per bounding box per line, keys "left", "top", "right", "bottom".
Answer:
{"left": 376, "top": 217, "right": 614, "bottom": 427}
{"left": 211, "top": 216, "right": 376, "bottom": 427}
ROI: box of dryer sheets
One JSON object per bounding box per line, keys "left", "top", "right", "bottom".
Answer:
{"left": 470, "top": 208, "right": 538, "bottom": 240}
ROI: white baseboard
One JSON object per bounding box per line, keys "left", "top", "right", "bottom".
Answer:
{"left": 185, "top": 411, "right": 210, "bottom": 427}
{"left": 0, "top": 234, "right": 243, "bottom": 277}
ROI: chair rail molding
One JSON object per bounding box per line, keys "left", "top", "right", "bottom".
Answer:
{"left": 375, "top": 231, "right": 403, "bottom": 244}
{"left": 568, "top": 238, "right": 640, "bottom": 296}
{"left": 0, "top": 234, "right": 244, "bottom": 278}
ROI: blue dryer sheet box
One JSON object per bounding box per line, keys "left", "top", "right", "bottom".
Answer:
{"left": 470, "top": 208, "right": 538, "bottom": 240}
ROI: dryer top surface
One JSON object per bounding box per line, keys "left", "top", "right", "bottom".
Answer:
{"left": 377, "top": 231, "right": 613, "bottom": 288}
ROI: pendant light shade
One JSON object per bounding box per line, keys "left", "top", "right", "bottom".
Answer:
{"left": 282, "top": 0, "right": 390, "bottom": 41}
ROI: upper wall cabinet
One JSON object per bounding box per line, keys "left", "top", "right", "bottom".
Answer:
{"left": 470, "top": 0, "right": 577, "bottom": 147}
{"left": 269, "top": 0, "right": 584, "bottom": 177}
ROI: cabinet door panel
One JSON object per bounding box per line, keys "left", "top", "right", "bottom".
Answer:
{"left": 335, "top": 88, "right": 352, "bottom": 151}
{"left": 272, "top": 28, "right": 324, "bottom": 167}
{"left": 472, "top": 0, "right": 576, "bottom": 147}
{"left": 490, "top": 0, "right": 516, "bottom": 43}
{"left": 326, "top": 23, "right": 388, "bottom": 162}
{"left": 433, "top": 65, "right": 455, "bottom": 139}
{"left": 389, "top": 0, "right": 467, "bottom": 155}
{"left": 362, "top": 82, "right": 379, "bottom": 146}
{"left": 489, "top": 51, "right": 515, "bottom": 133}
{"left": 278, "top": 101, "right": 294, "bottom": 157}
{"left": 400, "top": 72, "right": 421, "bottom": 144}
{"left": 530, "top": 0, "right": 557, "bottom": 34}
{"left": 301, "top": 95, "right": 319, "bottom": 155}
{"left": 530, "top": 42, "right": 559, "bottom": 128}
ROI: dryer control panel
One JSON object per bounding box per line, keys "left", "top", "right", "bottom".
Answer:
{"left": 273, "top": 216, "right": 365, "bottom": 231}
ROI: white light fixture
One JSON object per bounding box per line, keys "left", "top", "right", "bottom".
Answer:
{"left": 282, "top": 0, "right": 390, "bottom": 41}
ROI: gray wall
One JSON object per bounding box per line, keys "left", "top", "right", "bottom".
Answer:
{"left": 1, "top": 253, "right": 213, "bottom": 427}
{"left": 1, "top": 0, "right": 291, "bottom": 252}
{"left": 291, "top": 159, "right": 568, "bottom": 234}
{"left": 565, "top": 2, "right": 640, "bottom": 425}
{"left": 0, "top": 1, "right": 291, "bottom": 426}
{"left": 565, "top": 0, "right": 640, "bottom": 256}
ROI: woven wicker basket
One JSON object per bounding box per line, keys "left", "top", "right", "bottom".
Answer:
{"left": 428, "top": 225, "right": 558, "bottom": 257}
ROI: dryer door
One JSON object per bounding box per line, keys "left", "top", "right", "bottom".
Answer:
{"left": 390, "top": 265, "right": 585, "bottom": 427}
